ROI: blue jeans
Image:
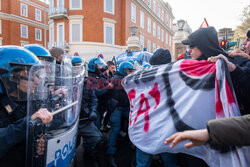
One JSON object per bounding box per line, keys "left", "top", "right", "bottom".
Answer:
{"left": 107, "top": 106, "right": 129, "bottom": 155}
{"left": 136, "top": 148, "right": 177, "bottom": 167}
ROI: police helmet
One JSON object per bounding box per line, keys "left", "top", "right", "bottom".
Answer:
{"left": 128, "top": 59, "right": 135, "bottom": 64}
{"left": 0, "top": 46, "right": 41, "bottom": 100}
{"left": 24, "top": 44, "right": 55, "bottom": 63}
{"left": 142, "top": 63, "right": 151, "bottom": 68}
{"left": 72, "top": 56, "right": 83, "bottom": 66}
{"left": 118, "top": 62, "right": 135, "bottom": 76}
{"left": 88, "top": 57, "right": 108, "bottom": 72}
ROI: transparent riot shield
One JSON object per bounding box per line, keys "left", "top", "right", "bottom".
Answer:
{"left": 26, "top": 62, "right": 85, "bottom": 167}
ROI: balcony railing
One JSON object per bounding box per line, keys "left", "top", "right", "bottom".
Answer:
{"left": 48, "top": 41, "right": 69, "bottom": 50}
{"left": 48, "top": 7, "right": 68, "bottom": 19}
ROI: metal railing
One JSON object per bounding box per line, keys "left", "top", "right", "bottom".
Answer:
{"left": 48, "top": 7, "right": 68, "bottom": 16}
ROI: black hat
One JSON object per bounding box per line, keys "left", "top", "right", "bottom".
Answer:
{"left": 149, "top": 49, "right": 171, "bottom": 65}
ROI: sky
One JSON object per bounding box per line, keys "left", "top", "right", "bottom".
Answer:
{"left": 164, "top": 0, "right": 249, "bottom": 32}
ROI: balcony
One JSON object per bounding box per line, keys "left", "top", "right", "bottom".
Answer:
{"left": 48, "top": 7, "right": 68, "bottom": 20}
{"left": 49, "top": 41, "right": 69, "bottom": 50}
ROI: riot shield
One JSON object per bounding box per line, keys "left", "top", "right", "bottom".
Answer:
{"left": 26, "top": 62, "right": 85, "bottom": 167}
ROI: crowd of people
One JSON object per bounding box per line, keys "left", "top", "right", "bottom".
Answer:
{"left": 0, "top": 27, "right": 249, "bottom": 167}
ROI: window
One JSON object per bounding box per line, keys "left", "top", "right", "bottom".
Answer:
{"left": 57, "top": 23, "right": 65, "bottom": 48}
{"left": 140, "top": 11, "right": 144, "bottom": 29}
{"left": 0, "top": 38, "right": 2, "bottom": 46}
{"left": 153, "top": 22, "right": 156, "bottom": 36}
{"left": 169, "top": 36, "right": 172, "bottom": 46}
{"left": 58, "top": 0, "right": 64, "bottom": 7}
{"left": 21, "top": 24, "right": 28, "bottom": 38}
{"left": 161, "top": 10, "right": 164, "bottom": 21}
{"left": 166, "top": 14, "right": 169, "bottom": 24}
{"left": 166, "top": 32, "right": 168, "bottom": 44}
{"left": 157, "top": 26, "right": 160, "bottom": 39}
{"left": 170, "top": 19, "right": 172, "bottom": 29}
{"left": 157, "top": 5, "right": 160, "bottom": 18}
{"left": 153, "top": 43, "right": 156, "bottom": 52}
{"left": 70, "top": 22, "right": 82, "bottom": 42}
{"left": 104, "top": 22, "right": 115, "bottom": 45}
{"left": 104, "top": 0, "right": 114, "bottom": 14}
{"left": 35, "top": 9, "right": 41, "bottom": 21}
{"left": 161, "top": 29, "right": 164, "bottom": 42}
{"left": 131, "top": 3, "right": 136, "bottom": 23}
{"left": 21, "top": 3, "right": 28, "bottom": 17}
{"left": 49, "top": 0, "right": 54, "bottom": 8}
{"left": 147, "top": 0, "right": 151, "bottom": 8}
{"left": 153, "top": 0, "right": 156, "bottom": 13}
{"left": 49, "top": 24, "right": 54, "bottom": 48}
{"left": 147, "top": 40, "right": 151, "bottom": 52}
{"left": 147, "top": 17, "right": 151, "bottom": 33}
{"left": 0, "top": 20, "right": 1, "bottom": 34}
{"left": 35, "top": 28, "right": 42, "bottom": 41}
{"left": 70, "top": 0, "right": 82, "bottom": 10}
{"left": 140, "top": 34, "right": 144, "bottom": 50}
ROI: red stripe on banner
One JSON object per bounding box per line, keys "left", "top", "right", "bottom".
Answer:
{"left": 180, "top": 60, "right": 216, "bottom": 76}
{"left": 225, "top": 79, "right": 236, "bottom": 104}
{"left": 215, "top": 77, "right": 225, "bottom": 118}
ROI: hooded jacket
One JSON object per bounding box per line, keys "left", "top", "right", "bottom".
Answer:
{"left": 182, "top": 27, "right": 250, "bottom": 115}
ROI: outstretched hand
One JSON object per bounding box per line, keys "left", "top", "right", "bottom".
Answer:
{"left": 164, "top": 129, "right": 209, "bottom": 149}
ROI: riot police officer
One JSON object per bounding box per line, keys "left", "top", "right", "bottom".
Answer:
{"left": 87, "top": 58, "right": 113, "bottom": 129}
{"left": 71, "top": 57, "right": 108, "bottom": 167}
{"left": 0, "top": 46, "right": 53, "bottom": 167}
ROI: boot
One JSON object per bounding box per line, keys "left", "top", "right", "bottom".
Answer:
{"left": 108, "top": 155, "right": 117, "bottom": 167}
{"left": 95, "top": 141, "right": 109, "bottom": 167}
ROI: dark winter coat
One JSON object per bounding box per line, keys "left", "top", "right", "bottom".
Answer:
{"left": 207, "top": 114, "right": 250, "bottom": 146}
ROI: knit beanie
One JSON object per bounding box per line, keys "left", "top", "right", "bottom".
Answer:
{"left": 49, "top": 47, "right": 64, "bottom": 58}
{"left": 149, "top": 48, "right": 172, "bottom": 65}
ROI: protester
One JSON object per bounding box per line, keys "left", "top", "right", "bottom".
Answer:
{"left": 135, "top": 48, "right": 178, "bottom": 167}
{"left": 107, "top": 62, "right": 135, "bottom": 167}
{"left": 165, "top": 114, "right": 250, "bottom": 148}
{"left": 228, "top": 29, "right": 250, "bottom": 60}
{"left": 107, "top": 61, "right": 116, "bottom": 78}
{"left": 182, "top": 27, "right": 250, "bottom": 115}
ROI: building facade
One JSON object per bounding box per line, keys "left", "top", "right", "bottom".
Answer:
{"left": 173, "top": 19, "right": 192, "bottom": 61}
{"left": 218, "top": 28, "right": 234, "bottom": 42}
{"left": 48, "top": 0, "right": 174, "bottom": 61}
{"left": 0, "top": 0, "right": 49, "bottom": 47}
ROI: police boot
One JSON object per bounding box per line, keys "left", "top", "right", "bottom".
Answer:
{"left": 83, "top": 149, "right": 99, "bottom": 167}
{"left": 108, "top": 155, "right": 117, "bottom": 167}
{"left": 95, "top": 141, "right": 109, "bottom": 167}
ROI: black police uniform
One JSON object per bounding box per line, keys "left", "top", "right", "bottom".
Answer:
{"left": 0, "top": 94, "right": 27, "bottom": 167}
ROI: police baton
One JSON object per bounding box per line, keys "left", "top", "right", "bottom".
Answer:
{"left": 30, "top": 101, "right": 78, "bottom": 125}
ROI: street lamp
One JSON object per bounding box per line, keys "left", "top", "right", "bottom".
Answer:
{"left": 130, "top": 26, "right": 138, "bottom": 36}
{"left": 177, "top": 20, "right": 185, "bottom": 31}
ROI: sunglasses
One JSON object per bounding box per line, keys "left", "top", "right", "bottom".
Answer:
{"left": 189, "top": 45, "right": 195, "bottom": 49}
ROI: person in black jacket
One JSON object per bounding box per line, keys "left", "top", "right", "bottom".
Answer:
{"left": 0, "top": 46, "right": 53, "bottom": 167}
{"left": 107, "top": 61, "right": 135, "bottom": 167}
{"left": 74, "top": 57, "right": 108, "bottom": 167}
{"left": 87, "top": 57, "right": 113, "bottom": 129}
{"left": 182, "top": 27, "right": 250, "bottom": 116}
